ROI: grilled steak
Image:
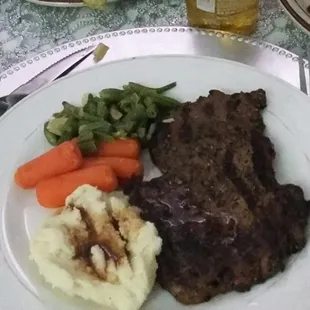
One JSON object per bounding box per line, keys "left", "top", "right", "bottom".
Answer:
{"left": 124, "top": 89, "right": 310, "bottom": 304}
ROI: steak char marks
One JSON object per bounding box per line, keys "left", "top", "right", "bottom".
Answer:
{"left": 125, "top": 89, "right": 310, "bottom": 304}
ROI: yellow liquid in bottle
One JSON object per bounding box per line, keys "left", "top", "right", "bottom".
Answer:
{"left": 186, "top": 0, "right": 259, "bottom": 35}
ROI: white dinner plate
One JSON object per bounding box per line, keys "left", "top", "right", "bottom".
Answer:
{"left": 1, "top": 55, "right": 310, "bottom": 310}
{"left": 279, "top": 0, "right": 310, "bottom": 34}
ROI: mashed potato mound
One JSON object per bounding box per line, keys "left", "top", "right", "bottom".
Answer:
{"left": 29, "top": 185, "right": 162, "bottom": 310}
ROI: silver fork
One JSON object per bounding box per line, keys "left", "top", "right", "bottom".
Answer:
{"left": 299, "top": 46, "right": 310, "bottom": 95}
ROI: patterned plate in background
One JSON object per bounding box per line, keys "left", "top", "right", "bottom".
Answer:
{"left": 25, "top": 0, "right": 118, "bottom": 7}
{"left": 26, "top": 0, "right": 84, "bottom": 7}
{"left": 280, "top": 0, "right": 310, "bottom": 34}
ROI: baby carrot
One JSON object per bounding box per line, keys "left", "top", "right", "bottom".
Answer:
{"left": 36, "top": 165, "right": 118, "bottom": 208}
{"left": 97, "top": 138, "right": 140, "bottom": 159}
{"left": 14, "top": 140, "right": 83, "bottom": 189}
{"left": 83, "top": 157, "right": 143, "bottom": 179}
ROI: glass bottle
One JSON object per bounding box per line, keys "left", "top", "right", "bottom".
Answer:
{"left": 186, "top": 0, "right": 259, "bottom": 35}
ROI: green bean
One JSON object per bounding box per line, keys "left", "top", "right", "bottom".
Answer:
{"left": 122, "top": 84, "right": 133, "bottom": 92}
{"left": 62, "top": 101, "right": 81, "bottom": 118}
{"left": 57, "top": 118, "right": 79, "bottom": 144}
{"left": 121, "top": 86, "right": 136, "bottom": 98}
{"left": 79, "top": 120, "right": 112, "bottom": 134}
{"left": 99, "top": 88, "right": 124, "bottom": 102}
{"left": 96, "top": 101, "right": 108, "bottom": 118}
{"left": 57, "top": 131, "right": 75, "bottom": 145}
{"left": 118, "top": 100, "right": 131, "bottom": 113}
{"left": 78, "top": 130, "right": 94, "bottom": 142}
{"left": 114, "top": 120, "right": 136, "bottom": 133}
{"left": 85, "top": 93, "right": 94, "bottom": 102}
{"left": 155, "top": 82, "right": 177, "bottom": 93}
{"left": 137, "top": 127, "right": 146, "bottom": 139}
{"left": 129, "top": 102, "right": 147, "bottom": 122}
{"left": 144, "top": 97, "right": 158, "bottom": 119}
{"left": 93, "top": 131, "right": 114, "bottom": 141}
{"left": 114, "top": 102, "right": 146, "bottom": 134}
{"left": 152, "top": 94, "right": 181, "bottom": 108}
{"left": 61, "top": 117, "right": 79, "bottom": 137}
{"left": 82, "top": 112, "right": 104, "bottom": 122}
{"left": 53, "top": 111, "right": 66, "bottom": 118}
{"left": 44, "top": 122, "right": 59, "bottom": 146}
{"left": 125, "top": 85, "right": 157, "bottom": 98}
{"left": 79, "top": 119, "right": 90, "bottom": 127}
{"left": 78, "top": 139, "right": 97, "bottom": 156}
{"left": 83, "top": 95, "right": 97, "bottom": 115}
{"left": 45, "top": 81, "right": 180, "bottom": 147}
{"left": 77, "top": 131, "right": 97, "bottom": 155}
{"left": 116, "top": 105, "right": 145, "bottom": 135}
{"left": 46, "top": 117, "right": 67, "bottom": 136}
{"left": 112, "top": 129, "right": 127, "bottom": 138}
{"left": 127, "top": 82, "right": 177, "bottom": 94}
{"left": 110, "top": 105, "right": 123, "bottom": 120}
{"left": 118, "top": 93, "right": 140, "bottom": 113}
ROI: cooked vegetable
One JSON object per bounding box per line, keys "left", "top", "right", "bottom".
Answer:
{"left": 83, "top": 94, "right": 97, "bottom": 115}
{"left": 79, "top": 120, "right": 112, "bottom": 134}
{"left": 118, "top": 93, "right": 140, "bottom": 113}
{"left": 46, "top": 117, "right": 68, "bottom": 136}
{"left": 76, "top": 131, "right": 98, "bottom": 156}
{"left": 97, "top": 138, "right": 140, "bottom": 159}
{"left": 99, "top": 88, "right": 124, "bottom": 102}
{"left": 110, "top": 105, "right": 123, "bottom": 120}
{"left": 44, "top": 122, "right": 59, "bottom": 146}
{"left": 96, "top": 101, "right": 108, "bottom": 118}
{"left": 36, "top": 165, "right": 118, "bottom": 208}
{"left": 152, "top": 94, "right": 181, "bottom": 108}
{"left": 57, "top": 117, "right": 79, "bottom": 145}
{"left": 83, "top": 157, "right": 143, "bottom": 179}
{"left": 126, "top": 81, "right": 177, "bottom": 94}
{"left": 137, "top": 127, "right": 146, "bottom": 139}
{"left": 93, "top": 43, "right": 109, "bottom": 62}
{"left": 146, "top": 123, "right": 157, "bottom": 141}
{"left": 14, "top": 140, "right": 83, "bottom": 189}
{"left": 144, "top": 97, "right": 158, "bottom": 118}
{"left": 62, "top": 101, "right": 81, "bottom": 118}
{"left": 44, "top": 82, "right": 179, "bottom": 153}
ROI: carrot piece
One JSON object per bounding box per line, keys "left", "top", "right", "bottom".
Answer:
{"left": 97, "top": 138, "right": 140, "bottom": 159}
{"left": 14, "top": 140, "right": 83, "bottom": 189}
{"left": 83, "top": 157, "right": 143, "bottom": 179}
{"left": 36, "top": 165, "right": 118, "bottom": 208}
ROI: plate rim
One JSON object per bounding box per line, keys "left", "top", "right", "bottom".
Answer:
{"left": 1, "top": 26, "right": 309, "bottom": 85}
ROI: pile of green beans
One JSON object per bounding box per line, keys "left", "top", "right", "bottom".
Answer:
{"left": 44, "top": 81, "right": 180, "bottom": 155}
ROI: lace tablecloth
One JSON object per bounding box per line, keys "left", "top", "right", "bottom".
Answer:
{"left": 0, "top": 0, "right": 310, "bottom": 72}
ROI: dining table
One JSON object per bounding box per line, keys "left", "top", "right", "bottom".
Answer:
{"left": 1, "top": 1, "right": 310, "bottom": 310}
{"left": 0, "top": 0, "right": 310, "bottom": 73}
